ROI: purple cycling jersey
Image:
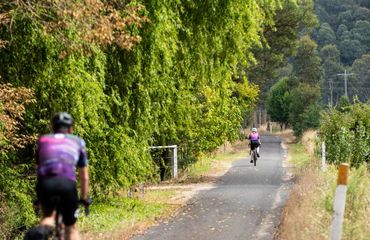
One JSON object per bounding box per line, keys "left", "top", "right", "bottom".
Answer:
{"left": 36, "top": 133, "right": 88, "bottom": 181}
{"left": 249, "top": 132, "right": 260, "bottom": 141}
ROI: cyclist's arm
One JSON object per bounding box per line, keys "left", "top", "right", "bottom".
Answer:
{"left": 78, "top": 166, "right": 89, "bottom": 200}
{"left": 78, "top": 139, "right": 89, "bottom": 200}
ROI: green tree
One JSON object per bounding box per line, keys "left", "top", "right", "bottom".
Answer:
{"left": 317, "top": 22, "right": 336, "bottom": 46}
{"left": 292, "top": 35, "right": 322, "bottom": 85}
{"left": 320, "top": 44, "right": 344, "bottom": 106}
{"left": 336, "top": 95, "right": 351, "bottom": 111}
{"left": 336, "top": 24, "right": 350, "bottom": 41}
{"left": 352, "top": 20, "right": 370, "bottom": 51}
{"left": 339, "top": 39, "right": 366, "bottom": 65}
{"left": 358, "top": 0, "right": 370, "bottom": 8}
{"left": 246, "top": 0, "right": 318, "bottom": 104}
{"left": 320, "top": 101, "right": 370, "bottom": 167}
{"left": 338, "top": 10, "right": 354, "bottom": 28}
{"left": 320, "top": 44, "right": 340, "bottom": 62}
{"left": 315, "top": 0, "right": 370, "bottom": 67}
{"left": 266, "top": 77, "right": 291, "bottom": 128}
{"left": 350, "top": 54, "right": 370, "bottom": 101}
{"left": 288, "top": 83, "right": 321, "bottom": 136}
{"left": 0, "top": 84, "right": 36, "bottom": 238}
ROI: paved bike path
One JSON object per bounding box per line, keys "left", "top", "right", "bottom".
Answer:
{"left": 133, "top": 135, "right": 292, "bottom": 240}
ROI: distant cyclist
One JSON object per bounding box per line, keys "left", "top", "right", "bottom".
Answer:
{"left": 248, "top": 127, "right": 261, "bottom": 163}
{"left": 32, "top": 112, "right": 89, "bottom": 240}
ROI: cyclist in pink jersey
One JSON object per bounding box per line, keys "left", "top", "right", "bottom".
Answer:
{"left": 248, "top": 127, "right": 261, "bottom": 163}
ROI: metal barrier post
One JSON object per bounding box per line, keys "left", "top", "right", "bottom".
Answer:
{"left": 322, "top": 142, "right": 326, "bottom": 172}
{"left": 172, "top": 146, "right": 178, "bottom": 178}
{"left": 149, "top": 145, "right": 178, "bottom": 179}
{"left": 329, "top": 163, "right": 350, "bottom": 240}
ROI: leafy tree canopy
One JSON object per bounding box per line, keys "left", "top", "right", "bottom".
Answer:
{"left": 292, "top": 35, "right": 322, "bottom": 85}
{"left": 0, "top": 0, "right": 289, "bottom": 237}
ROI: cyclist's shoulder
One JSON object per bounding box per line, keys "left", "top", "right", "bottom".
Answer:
{"left": 37, "top": 133, "right": 54, "bottom": 142}
{"left": 64, "top": 134, "right": 86, "bottom": 145}
{"left": 38, "top": 133, "right": 86, "bottom": 145}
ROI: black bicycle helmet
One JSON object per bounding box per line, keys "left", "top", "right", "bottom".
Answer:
{"left": 51, "top": 112, "right": 74, "bottom": 129}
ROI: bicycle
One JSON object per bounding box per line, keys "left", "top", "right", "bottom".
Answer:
{"left": 251, "top": 148, "right": 258, "bottom": 166}
{"left": 24, "top": 198, "right": 91, "bottom": 240}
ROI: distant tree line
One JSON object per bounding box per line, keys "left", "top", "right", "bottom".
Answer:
{"left": 314, "top": 0, "right": 370, "bottom": 104}
{"left": 266, "top": 0, "right": 370, "bottom": 136}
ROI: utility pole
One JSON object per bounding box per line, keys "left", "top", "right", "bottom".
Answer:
{"left": 337, "top": 69, "right": 353, "bottom": 98}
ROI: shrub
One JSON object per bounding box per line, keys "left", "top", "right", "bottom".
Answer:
{"left": 319, "top": 102, "right": 370, "bottom": 167}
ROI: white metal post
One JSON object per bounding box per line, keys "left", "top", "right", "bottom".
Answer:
{"left": 172, "top": 146, "right": 178, "bottom": 178}
{"left": 329, "top": 163, "right": 350, "bottom": 240}
{"left": 322, "top": 142, "right": 326, "bottom": 172}
{"left": 149, "top": 145, "right": 178, "bottom": 179}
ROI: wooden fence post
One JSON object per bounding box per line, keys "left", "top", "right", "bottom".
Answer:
{"left": 329, "top": 163, "right": 350, "bottom": 240}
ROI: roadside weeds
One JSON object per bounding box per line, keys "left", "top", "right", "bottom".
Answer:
{"left": 276, "top": 129, "right": 370, "bottom": 240}
{"left": 276, "top": 130, "right": 333, "bottom": 240}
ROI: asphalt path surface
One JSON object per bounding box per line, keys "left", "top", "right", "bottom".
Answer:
{"left": 133, "top": 135, "right": 293, "bottom": 240}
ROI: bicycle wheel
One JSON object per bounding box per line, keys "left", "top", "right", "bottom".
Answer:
{"left": 54, "top": 211, "right": 64, "bottom": 240}
{"left": 253, "top": 150, "right": 257, "bottom": 166}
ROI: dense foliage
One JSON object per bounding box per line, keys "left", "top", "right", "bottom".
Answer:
{"left": 0, "top": 84, "right": 36, "bottom": 237}
{"left": 0, "top": 0, "right": 292, "bottom": 237}
{"left": 314, "top": 0, "right": 370, "bottom": 104}
{"left": 266, "top": 77, "right": 290, "bottom": 128}
{"left": 246, "top": 0, "right": 318, "bottom": 104}
{"left": 267, "top": 35, "right": 322, "bottom": 136}
{"left": 319, "top": 101, "right": 370, "bottom": 167}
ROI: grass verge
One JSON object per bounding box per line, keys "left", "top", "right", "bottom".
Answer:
{"left": 183, "top": 146, "right": 248, "bottom": 182}
{"left": 79, "top": 140, "right": 249, "bottom": 239}
{"left": 278, "top": 130, "right": 370, "bottom": 240}
{"left": 79, "top": 189, "right": 180, "bottom": 240}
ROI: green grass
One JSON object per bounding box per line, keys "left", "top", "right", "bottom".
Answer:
{"left": 343, "top": 165, "right": 370, "bottom": 239}
{"left": 186, "top": 158, "right": 211, "bottom": 177}
{"left": 67, "top": 143, "right": 250, "bottom": 238}
{"left": 79, "top": 189, "right": 179, "bottom": 236}
{"left": 185, "top": 149, "right": 248, "bottom": 179}
{"left": 288, "top": 143, "right": 310, "bottom": 167}
{"left": 78, "top": 145, "right": 251, "bottom": 236}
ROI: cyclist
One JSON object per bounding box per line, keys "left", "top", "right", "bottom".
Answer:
{"left": 33, "top": 112, "right": 89, "bottom": 240}
{"left": 248, "top": 127, "right": 261, "bottom": 163}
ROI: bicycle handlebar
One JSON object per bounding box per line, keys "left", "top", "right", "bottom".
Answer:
{"left": 33, "top": 198, "right": 92, "bottom": 217}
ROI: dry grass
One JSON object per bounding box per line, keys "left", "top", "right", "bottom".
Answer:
{"left": 278, "top": 167, "right": 335, "bottom": 240}
{"left": 277, "top": 130, "right": 335, "bottom": 240}
{"left": 301, "top": 129, "right": 318, "bottom": 156}
{"left": 277, "top": 130, "right": 370, "bottom": 240}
